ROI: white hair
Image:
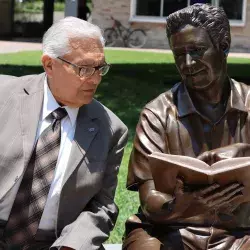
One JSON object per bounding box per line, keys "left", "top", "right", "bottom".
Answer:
{"left": 42, "top": 16, "right": 105, "bottom": 58}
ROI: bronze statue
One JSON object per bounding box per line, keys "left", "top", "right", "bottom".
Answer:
{"left": 123, "top": 4, "right": 250, "bottom": 250}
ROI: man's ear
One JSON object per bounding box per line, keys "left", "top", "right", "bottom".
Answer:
{"left": 41, "top": 55, "right": 53, "bottom": 78}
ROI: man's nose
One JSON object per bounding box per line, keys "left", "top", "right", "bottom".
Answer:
{"left": 186, "top": 53, "right": 195, "bottom": 66}
{"left": 88, "top": 71, "right": 102, "bottom": 85}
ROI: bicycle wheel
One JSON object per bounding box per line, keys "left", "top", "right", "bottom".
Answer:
{"left": 127, "top": 29, "right": 147, "bottom": 48}
{"left": 104, "top": 28, "right": 118, "bottom": 47}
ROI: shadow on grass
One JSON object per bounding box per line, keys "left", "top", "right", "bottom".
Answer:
{"left": 1, "top": 62, "right": 250, "bottom": 140}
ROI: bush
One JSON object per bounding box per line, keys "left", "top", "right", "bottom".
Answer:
{"left": 54, "top": 2, "right": 65, "bottom": 11}
{"left": 15, "top": 0, "right": 65, "bottom": 14}
{"left": 15, "top": 1, "right": 43, "bottom": 13}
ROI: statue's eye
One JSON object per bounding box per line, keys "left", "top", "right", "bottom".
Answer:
{"left": 174, "top": 47, "right": 206, "bottom": 58}
{"left": 189, "top": 48, "right": 206, "bottom": 58}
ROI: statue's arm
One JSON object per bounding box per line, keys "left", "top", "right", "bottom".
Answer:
{"left": 127, "top": 108, "right": 199, "bottom": 222}
{"left": 127, "top": 108, "right": 178, "bottom": 222}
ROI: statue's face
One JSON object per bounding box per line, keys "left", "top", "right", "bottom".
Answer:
{"left": 170, "top": 25, "right": 226, "bottom": 91}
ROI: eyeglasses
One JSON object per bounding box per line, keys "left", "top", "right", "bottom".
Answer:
{"left": 57, "top": 57, "right": 111, "bottom": 77}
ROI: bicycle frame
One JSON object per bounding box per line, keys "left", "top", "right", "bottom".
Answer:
{"left": 105, "top": 16, "right": 147, "bottom": 48}
{"left": 110, "top": 16, "right": 131, "bottom": 45}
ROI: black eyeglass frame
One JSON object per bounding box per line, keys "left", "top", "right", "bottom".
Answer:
{"left": 57, "top": 56, "right": 111, "bottom": 77}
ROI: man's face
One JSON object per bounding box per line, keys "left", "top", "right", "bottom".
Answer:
{"left": 43, "top": 37, "right": 105, "bottom": 108}
{"left": 170, "top": 25, "right": 226, "bottom": 91}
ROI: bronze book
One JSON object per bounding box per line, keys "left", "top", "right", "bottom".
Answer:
{"left": 148, "top": 152, "right": 250, "bottom": 201}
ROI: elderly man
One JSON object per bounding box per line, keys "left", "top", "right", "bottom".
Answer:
{"left": 123, "top": 4, "right": 250, "bottom": 250}
{"left": 0, "top": 17, "right": 128, "bottom": 250}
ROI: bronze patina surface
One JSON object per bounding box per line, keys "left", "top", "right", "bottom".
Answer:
{"left": 123, "top": 4, "right": 250, "bottom": 250}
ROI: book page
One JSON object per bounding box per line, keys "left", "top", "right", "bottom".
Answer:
{"left": 149, "top": 152, "right": 210, "bottom": 193}
{"left": 150, "top": 152, "right": 210, "bottom": 171}
{"left": 211, "top": 157, "right": 250, "bottom": 174}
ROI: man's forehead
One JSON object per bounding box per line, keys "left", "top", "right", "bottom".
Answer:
{"left": 65, "top": 37, "right": 105, "bottom": 64}
{"left": 69, "top": 37, "right": 104, "bottom": 52}
{"left": 77, "top": 53, "right": 104, "bottom": 65}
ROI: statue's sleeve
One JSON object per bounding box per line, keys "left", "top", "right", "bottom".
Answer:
{"left": 126, "top": 107, "right": 167, "bottom": 191}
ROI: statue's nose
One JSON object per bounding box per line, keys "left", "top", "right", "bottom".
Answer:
{"left": 186, "top": 53, "right": 192, "bottom": 66}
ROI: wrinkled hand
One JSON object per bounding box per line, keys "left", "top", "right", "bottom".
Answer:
{"left": 198, "top": 143, "right": 247, "bottom": 165}
{"left": 167, "top": 178, "right": 244, "bottom": 219}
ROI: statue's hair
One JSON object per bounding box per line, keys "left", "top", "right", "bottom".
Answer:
{"left": 42, "top": 17, "right": 105, "bottom": 58}
{"left": 166, "top": 4, "right": 231, "bottom": 52}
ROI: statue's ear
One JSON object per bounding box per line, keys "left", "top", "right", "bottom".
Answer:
{"left": 224, "top": 48, "right": 229, "bottom": 56}
{"left": 222, "top": 44, "right": 230, "bottom": 57}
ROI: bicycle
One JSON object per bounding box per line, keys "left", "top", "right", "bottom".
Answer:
{"left": 104, "top": 16, "right": 147, "bottom": 48}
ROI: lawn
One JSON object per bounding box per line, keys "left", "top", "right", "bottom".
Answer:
{"left": 0, "top": 49, "right": 250, "bottom": 243}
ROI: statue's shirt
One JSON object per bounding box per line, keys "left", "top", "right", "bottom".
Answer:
{"left": 127, "top": 78, "right": 250, "bottom": 227}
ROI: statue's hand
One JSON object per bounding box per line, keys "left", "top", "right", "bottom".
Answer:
{"left": 197, "top": 143, "right": 247, "bottom": 165}
{"left": 144, "top": 189, "right": 173, "bottom": 215}
{"left": 139, "top": 178, "right": 244, "bottom": 222}
{"left": 170, "top": 178, "right": 244, "bottom": 219}
{"left": 139, "top": 180, "right": 175, "bottom": 222}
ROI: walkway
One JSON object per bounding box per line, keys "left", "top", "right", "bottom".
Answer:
{"left": 104, "top": 244, "right": 122, "bottom": 250}
{"left": 0, "top": 40, "right": 42, "bottom": 54}
{"left": 1, "top": 40, "right": 250, "bottom": 58}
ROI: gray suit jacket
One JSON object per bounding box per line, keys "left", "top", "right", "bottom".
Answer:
{"left": 0, "top": 73, "right": 128, "bottom": 249}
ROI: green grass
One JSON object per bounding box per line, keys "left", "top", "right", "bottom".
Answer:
{"left": 0, "top": 49, "right": 250, "bottom": 243}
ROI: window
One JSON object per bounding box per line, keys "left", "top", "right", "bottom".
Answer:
{"left": 163, "top": 0, "right": 188, "bottom": 17}
{"left": 136, "top": 0, "right": 161, "bottom": 16}
{"left": 130, "top": 0, "right": 247, "bottom": 26}
{"left": 136, "top": 0, "right": 212, "bottom": 17}
{"left": 219, "top": 0, "right": 244, "bottom": 21}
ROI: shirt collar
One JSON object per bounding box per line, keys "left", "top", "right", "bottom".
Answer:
{"left": 226, "top": 78, "right": 248, "bottom": 113}
{"left": 175, "top": 83, "right": 196, "bottom": 117}
{"left": 175, "top": 78, "right": 248, "bottom": 118}
{"left": 43, "top": 78, "right": 79, "bottom": 126}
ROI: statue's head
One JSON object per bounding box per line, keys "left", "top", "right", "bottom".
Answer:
{"left": 166, "top": 4, "right": 230, "bottom": 91}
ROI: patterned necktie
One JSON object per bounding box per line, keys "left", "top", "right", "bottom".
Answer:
{"left": 4, "top": 107, "right": 67, "bottom": 247}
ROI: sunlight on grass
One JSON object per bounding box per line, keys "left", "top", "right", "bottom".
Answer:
{"left": 105, "top": 49, "right": 175, "bottom": 64}
{"left": 0, "top": 49, "right": 248, "bottom": 65}
{"left": 0, "top": 51, "right": 42, "bottom": 65}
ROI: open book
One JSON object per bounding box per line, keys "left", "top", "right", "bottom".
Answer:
{"left": 148, "top": 152, "right": 250, "bottom": 199}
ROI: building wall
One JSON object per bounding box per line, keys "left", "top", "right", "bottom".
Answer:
{"left": 92, "top": 0, "right": 130, "bottom": 29}
{"left": 92, "top": 0, "right": 250, "bottom": 52}
{"left": 230, "top": 0, "right": 250, "bottom": 52}
{"left": 92, "top": 0, "right": 169, "bottom": 48}
{"left": 0, "top": 0, "right": 13, "bottom": 36}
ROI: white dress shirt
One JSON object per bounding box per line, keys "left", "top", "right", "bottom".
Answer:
{"left": 0, "top": 79, "right": 79, "bottom": 231}
{"left": 38, "top": 79, "right": 79, "bottom": 230}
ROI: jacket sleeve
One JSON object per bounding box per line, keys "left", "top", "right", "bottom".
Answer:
{"left": 51, "top": 126, "right": 128, "bottom": 250}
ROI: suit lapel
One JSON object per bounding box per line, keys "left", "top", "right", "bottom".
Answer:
{"left": 20, "top": 75, "right": 44, "bottom": 167}
{"left": 62, "top": 109, "right": 99, "bottom": 186}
